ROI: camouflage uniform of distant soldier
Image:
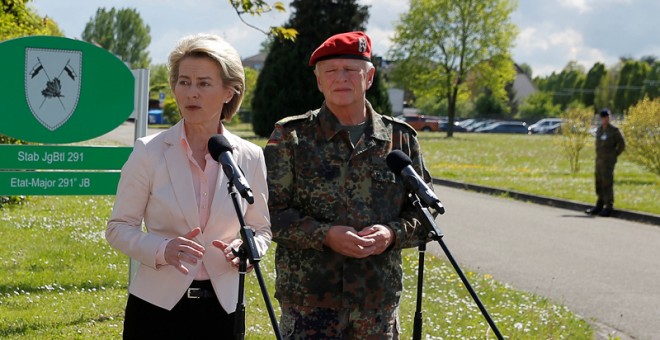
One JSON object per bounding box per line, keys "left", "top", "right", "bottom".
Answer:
{"left": 586, "top": 109, "right": 625, "bottom": 217}
{"left": 264, "top": 32, "right": 433, "bottom": 339}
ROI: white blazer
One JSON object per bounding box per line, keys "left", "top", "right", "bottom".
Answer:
{"left": 106, "top": 120, "right": 271, "bottom": 312}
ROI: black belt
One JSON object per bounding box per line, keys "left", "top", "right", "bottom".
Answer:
{"left": 186, "top": 280, "right": 216, "bottom": 299}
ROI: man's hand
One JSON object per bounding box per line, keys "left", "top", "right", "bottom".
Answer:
{"left": 357, "top": 224, "right": 394, "bottom": 255}
{"left": 323, "top": 225, "right": 376, "bottom": 258}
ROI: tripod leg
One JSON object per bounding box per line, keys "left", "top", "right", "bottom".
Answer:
{"left": 253, "top": 263, "right": 283, "bottom": 340}
{"left": 413, "top": 242, "right": 426, "bottom": 340}
{"left": 234, "top": 249, "right": 247, "bottom": 340}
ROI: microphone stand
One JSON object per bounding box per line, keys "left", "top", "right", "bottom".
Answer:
{"left": 227, "top": 181, "right": 282, "bottom": 340}
{"left": 412, "top": 240, "right": 426, "bottom": 340}
{"left": 409, "top": 193, "right": 504, "bottom": 340}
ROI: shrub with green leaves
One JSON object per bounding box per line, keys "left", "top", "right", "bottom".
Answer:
{"left": 558, "top": 107, "right": 593, "bottom": 173}
{"left": 622, "top": 97, "right": 660, "bottom": 175}
{"left": 0, "top": 135, "right": 27, "bottom": 207}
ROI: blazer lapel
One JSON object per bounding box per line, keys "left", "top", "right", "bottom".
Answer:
{"left": 163, "top": 122, "right": 200, "bottom": 230}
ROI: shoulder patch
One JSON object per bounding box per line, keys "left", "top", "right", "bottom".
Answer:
{"left": 382, "top": 115, "right": 417, "bottom": 136}
{"left": 275, "top": 110, "right": 316, "bottom": 126}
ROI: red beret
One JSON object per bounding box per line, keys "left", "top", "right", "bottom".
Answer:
{"left": 309, "top": 31, "right": 372, "bottom": 66}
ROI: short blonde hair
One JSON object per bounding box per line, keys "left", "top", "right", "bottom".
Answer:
{"left": 168, "top": 34, "right": 245, "bottom": 121}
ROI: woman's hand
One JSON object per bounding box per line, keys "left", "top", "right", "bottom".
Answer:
{"left": 165, "top": 228, "right": 205, "bottom": 275}
{"left": 212, "top": 238, "right": 252, "bottom": 271}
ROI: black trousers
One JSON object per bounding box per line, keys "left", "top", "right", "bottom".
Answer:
{"left": 123, "top": 280, "right": 235, "bottom": 339}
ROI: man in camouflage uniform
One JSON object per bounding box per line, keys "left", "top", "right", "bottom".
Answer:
{"left": 586, "top": 109, "right": 625, "bottom": 217}
{"left": 264, "top": 31, "right": 433, "bottom": 339}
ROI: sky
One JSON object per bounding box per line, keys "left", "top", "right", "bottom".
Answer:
{"left": 30, "top": 0, "right": 660, "bottom": 77}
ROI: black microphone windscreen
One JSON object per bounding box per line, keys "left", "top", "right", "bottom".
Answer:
{"left": 208, "top": 134, "right": 233, "bottom": 162}
{"left": 386, "top": 150, "right": 413, "bottom": 174}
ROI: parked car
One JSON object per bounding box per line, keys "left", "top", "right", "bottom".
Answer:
{"left": 465, "top": 119, "right": 497, "bottom": 132}
{"left": 475, "top": 121, "right": 528, "bottom": 134}
{"left": 457, "top": 118, "right": 476, "bottom": 129}
{"left": 539, "top": 122, "right": 563, "bottom": 134}
{"left": 528, "top": 118, "right": 563, "bottom": 134}
{"left": 439, "top": 121, "right": 467, "bottom": 133}
{"left": 399, "top": 114, "right": 441, "bottom": 132}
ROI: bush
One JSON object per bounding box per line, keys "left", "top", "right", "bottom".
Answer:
{"left": 0, "top": 195, "right": 27, "bottom": 208}
{"left": 622, "top": 97, "right": 660, "bottom": 175}
{"left": 517, "top": 92, "right": 561, "bottom": 120}
{"left": 558, "top": 107, "right": 593, "bottom": 173}
{"left": 0, "top": 135, "right": 28, "bottom": 207}
{"left": 162, "top": 97, "right": 180, "bottom": 125}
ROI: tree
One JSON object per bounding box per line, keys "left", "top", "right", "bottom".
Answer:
{"left": 614, "top": 60, "right": 650, "bottom": 113}
{"left": 555, "top": 61, "right": 586, "bottom": 109}
{"left": 474, "top": 90, "right": 509, "bottom": 118}
{"left": 642, "top": 62, "right": 660, "bottom": 100}
{"left": 581, "top": 62, "right": 607, "bottom": 108}
{"left": 517, "top": 91, "right": 561, "bottom": 120}
{"left": 390, "top": 0, "right": 517, "bottom": 137}
{"left": 621, "top": 97, "right": 660, "bottom": 175}
{"left": 82, "top": 7, "right": 151, "bottom": 68}
{"left": 1, "top": 0, "right": 62, "bottom": 41}
{"left": 535, "top": 61, "right": 586, "bottom": 110}
{"left": 252, "top": 0, "right": 393, "bottom": 137}
{"left": 518, "top": 63, "right": 533, "bottom": 78}
{"left": 241, "top": 67, "right": 259, "bottom": 115}
{"left": 641, "top": 55, "right": 657, "bottom": 65}
{"left": 1, "top": 0, "right": 61, "bottom": 143}
{"left": 367, "top": 56, "right": 392, "bottom": 117}
{"left": 229, "top": 0, "right": 297, "bottom": 41}
{"left": 594, "top": 62, "right": 621, "bottom": 112}
{"left": 149, "top": 63, "right": 169, "bottom": 97}
{"left": 558, "top": 107, "right": 593, "bottom": 173}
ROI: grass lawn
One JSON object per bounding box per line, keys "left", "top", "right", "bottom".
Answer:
{"left": 416, "top": 132, "right": 659, "bottom": 215}
{"left": 231, "top": 123, "right": 659, "bottom": 215}
{"left": 0, "top": 196, "right": 592, "bottom": 339}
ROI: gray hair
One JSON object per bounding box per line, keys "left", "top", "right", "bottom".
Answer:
{"left": 168, "top": 34, "right": 245, "bottom": 121}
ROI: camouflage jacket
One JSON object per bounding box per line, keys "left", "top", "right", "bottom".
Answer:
{"left": 595, "top": 124, "right": 625, "bottom": 164}
{"left": 264, "top": 101, "right": 433, "bottom": 309}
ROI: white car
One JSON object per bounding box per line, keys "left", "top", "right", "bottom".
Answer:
{"left": 528, "top": 118, "right": 563, "bottom": 134}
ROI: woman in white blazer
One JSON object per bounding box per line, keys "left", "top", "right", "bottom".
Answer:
{"left": 106, "top": 34, "right": 271, "bottom": 339}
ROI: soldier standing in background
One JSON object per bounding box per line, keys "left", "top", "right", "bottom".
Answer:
{"left": 264, "top": 31, "right": 433, "bottom": 339}
{"left": 586, "top": 108, "right": 625, "bottom": 217}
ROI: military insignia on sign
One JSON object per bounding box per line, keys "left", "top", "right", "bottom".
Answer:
{"left": 25, "top": 48, "right": 82, "bottom": 131}
{"left": 358, "top": 37, "right": 367, "bottom": 53}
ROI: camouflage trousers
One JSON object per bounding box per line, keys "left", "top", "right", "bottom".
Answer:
{"left": 595, "top": 161, "right": 616, "bottom": 206}
{"left": 279, "top": 304, "right": 400, "bottom": 340}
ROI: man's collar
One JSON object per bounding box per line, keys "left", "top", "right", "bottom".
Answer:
{"left": 318, "top": 101, "right": 390, "bottom": 142}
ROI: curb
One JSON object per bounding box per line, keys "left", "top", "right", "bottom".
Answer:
{"left": 432, "top": 178, "right": 660, "bottom": 227}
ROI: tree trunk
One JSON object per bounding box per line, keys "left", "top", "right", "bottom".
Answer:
{"left": 446, "top": 90, "right": 457, "bottom": 138}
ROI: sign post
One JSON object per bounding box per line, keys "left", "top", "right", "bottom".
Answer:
{"left": 0, "top": 35, "right": 149, "bottom": 288}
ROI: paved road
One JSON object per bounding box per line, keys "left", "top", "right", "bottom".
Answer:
{"left": 428, "top": 185, "right": 660, "bottom": 340}
{"left": 90, "top": 121, "right": 163, "bottom": 146}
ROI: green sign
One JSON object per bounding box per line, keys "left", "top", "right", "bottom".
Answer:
{"left": 0, "top": 145, "right": 132, "bottom": 170}
{"left": 0, "top": 36, "right": 134, "bottom": 144}
{"left": 0, "top": 171, "right": 121, "bottom": 195}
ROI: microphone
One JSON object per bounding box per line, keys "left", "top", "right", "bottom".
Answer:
{"left": 208, "top": 134, "right": 255, "bottom": 204}
{"left": 386, "top": 150, "right": 445, "bottom": 214}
